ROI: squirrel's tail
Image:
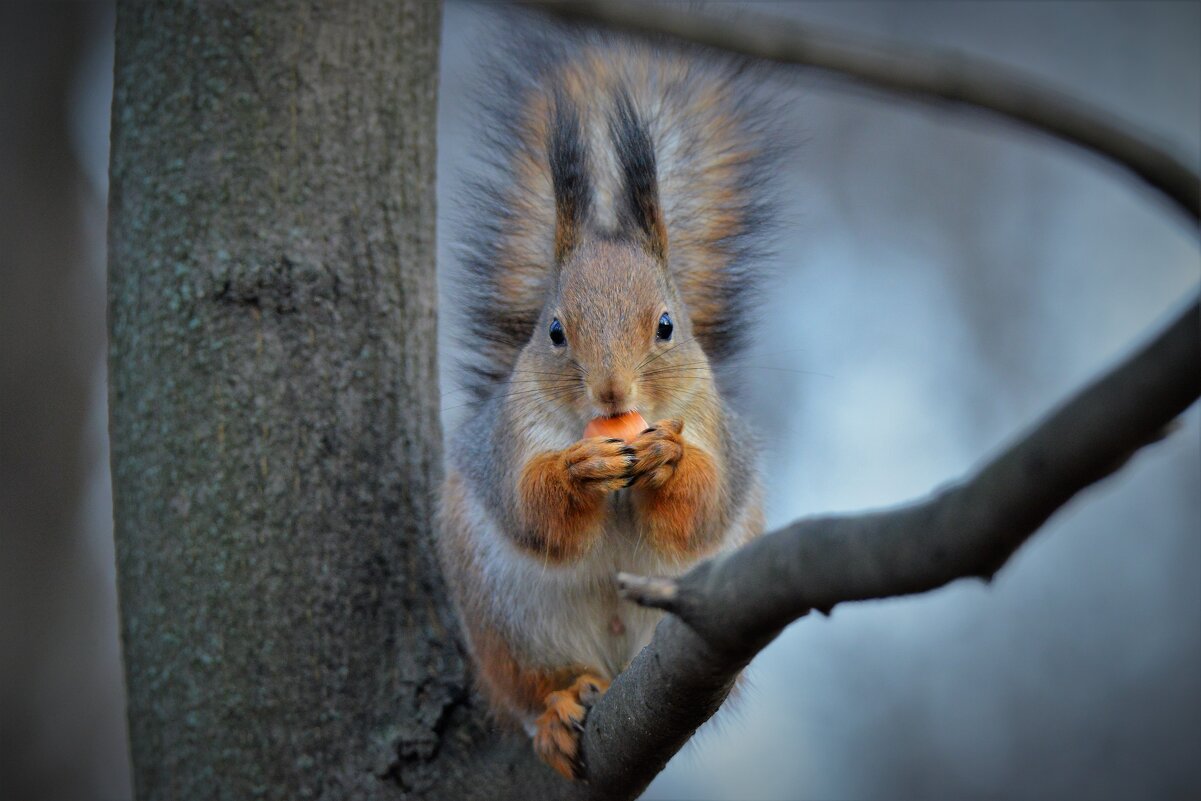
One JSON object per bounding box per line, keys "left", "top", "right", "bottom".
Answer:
{"left": 453, "top": 21, "right": 781, "bottom": 400}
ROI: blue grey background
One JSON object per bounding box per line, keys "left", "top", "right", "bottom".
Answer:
{"left": 2, "top": 2, "right": 1197, "bottom": 799}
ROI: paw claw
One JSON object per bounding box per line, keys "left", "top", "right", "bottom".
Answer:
{"left": 532, "top": 673, "right": 609, "bottom": 781}
{"left": 565, "top": 438, "right": 638, "bottom": 491}
{"left": 624, "top": 419, "right": 686, "bottom": 489}
{"left": 578, "top": 680, "right": 605, "bottom": 707}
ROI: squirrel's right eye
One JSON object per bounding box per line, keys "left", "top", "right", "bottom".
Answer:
{"left": 549, "top": 318, "right": 566, "bottom": 347}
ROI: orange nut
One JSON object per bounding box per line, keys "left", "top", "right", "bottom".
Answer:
{"left": 583, "top": 410, "right": 648, "bottom": 442}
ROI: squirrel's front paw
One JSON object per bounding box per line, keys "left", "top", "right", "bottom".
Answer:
{"left": 533, "top": 673, "right": 609, "bottom": 780}
{"left": 627, "top": 418, "right": 685, "bottom": 489}
{"left": 564, "top": 437, "right": 636, "bottom": 493}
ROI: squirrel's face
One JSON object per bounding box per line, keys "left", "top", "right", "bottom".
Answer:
{"left": 525, "top": 238, "right": 709, "bottom": 421}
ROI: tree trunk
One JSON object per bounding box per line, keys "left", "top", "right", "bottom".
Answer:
{"left": 106, "top": 2, "right": 488, "bottom": 797}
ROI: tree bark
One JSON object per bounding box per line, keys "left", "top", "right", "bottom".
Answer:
{"left": 107, "top": 2, "right": 482, "bottom": 798}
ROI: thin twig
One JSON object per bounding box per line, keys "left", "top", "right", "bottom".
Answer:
{"left": 615, "top": 572, "right": 680, "bottom": 611}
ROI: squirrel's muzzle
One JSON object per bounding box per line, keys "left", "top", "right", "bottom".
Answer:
{"left": 591, "top": 372, "right": 635, "bottom": 414}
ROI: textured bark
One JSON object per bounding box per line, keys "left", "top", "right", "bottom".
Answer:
{"left": 107, "top": 2, "right": 479, "bottom": 798}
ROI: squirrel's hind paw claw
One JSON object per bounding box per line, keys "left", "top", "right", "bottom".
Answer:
{"left": 532, "top": 673, "right": 610, "bottom": 781}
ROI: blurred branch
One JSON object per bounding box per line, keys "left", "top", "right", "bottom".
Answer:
{"left": 532, "top": 0, "right": 1201, "bottom": 225}
{"left": 576, "top": 295, "right": 1200, "bottom": 798}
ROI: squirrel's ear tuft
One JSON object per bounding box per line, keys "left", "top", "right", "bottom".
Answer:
{"left": 548, "top": 90, "right": 592, "bottom": 264}
{"left": 611, "top": 88, "right": 668, "bottom": 262}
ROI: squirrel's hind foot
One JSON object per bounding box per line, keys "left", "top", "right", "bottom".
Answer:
{"left": 533, "top": 672, "right": 610, "bottom": 780}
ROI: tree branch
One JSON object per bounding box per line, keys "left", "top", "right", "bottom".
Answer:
{"left": 532, "top": 0, "right": 1201, "bottom": 225}
{"left": 576, "top": 295, "right": 1200, "bottom": 798}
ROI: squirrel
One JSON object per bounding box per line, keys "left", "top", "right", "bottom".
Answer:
{"left": 438, "top": 24, "right": 778, "bottom": 780}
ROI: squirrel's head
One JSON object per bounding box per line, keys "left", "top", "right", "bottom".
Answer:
{"left": 516, "top": 87, "right": 712, "bottom": 422}
{"left": 529, "top": 237, "right": 708, "bottom": 421}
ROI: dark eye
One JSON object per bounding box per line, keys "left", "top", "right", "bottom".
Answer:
{"left": 656, "top": 312, "right": 673, "bottom": 341}
{"left": 549, "top": 318, "right": 566, "bottom": 347}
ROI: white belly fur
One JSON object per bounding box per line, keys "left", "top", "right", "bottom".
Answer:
{"left": 468, "top": 488, "right": 690, "bottom": 681}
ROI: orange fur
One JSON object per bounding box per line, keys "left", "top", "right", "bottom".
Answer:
{"left": 517, "top": 453, "right": 606, "bottom": 563}
{"left": 630, "top": 420, "right": 723, "bottom": 558}
{"left": 533, "top": 673, "right": 610, "bottom": 779}
{"left": 471, "top": 623, "right": 610, "bottom": 779}
{"left": 516, "top": 437, "right": 631, "bottom": 562}
{"left": 471, "top": 626, "right": 582, "bottom": 718}
{"left": 554, "top": 202, "right": 580, "bottom": 262}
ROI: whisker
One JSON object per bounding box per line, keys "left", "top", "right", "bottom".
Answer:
{"left": 507, "top": 386, "right": 583, "bottom": 408}
{"left": 441, "top": 382, "right": 581, "bottom": 413}
{"left": 635, "top": 335, "right": 701, "bottom": 372}
{"left": 640, "top": 362, "right": 833, "bottom": 379}
{"left": 641, "top": 365, "right": 711, "bottom": 377}
{"left": 506, "top": 372, "right": 581, "bottom": 381}
{"left": 442, "top": 377, "right": 577, "bottom": 399}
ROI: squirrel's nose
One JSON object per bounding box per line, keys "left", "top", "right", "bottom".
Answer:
{"left": 591, "top": 374, "right": 633, "bottom": 410}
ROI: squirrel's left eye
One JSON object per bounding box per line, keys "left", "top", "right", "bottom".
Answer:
{"left": 656, "top": 312, "right": 674, "bottom": 341}
{"left": 549, "top": 318, "right": 566, "bottom": 347}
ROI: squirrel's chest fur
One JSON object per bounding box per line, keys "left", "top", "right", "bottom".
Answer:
{"left": 452, "top": 461, "right": 684, "bottom": 681}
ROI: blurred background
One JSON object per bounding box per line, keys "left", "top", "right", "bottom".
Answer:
{"left": 2, "top": 2, "right": 1197, "bottom": 800}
